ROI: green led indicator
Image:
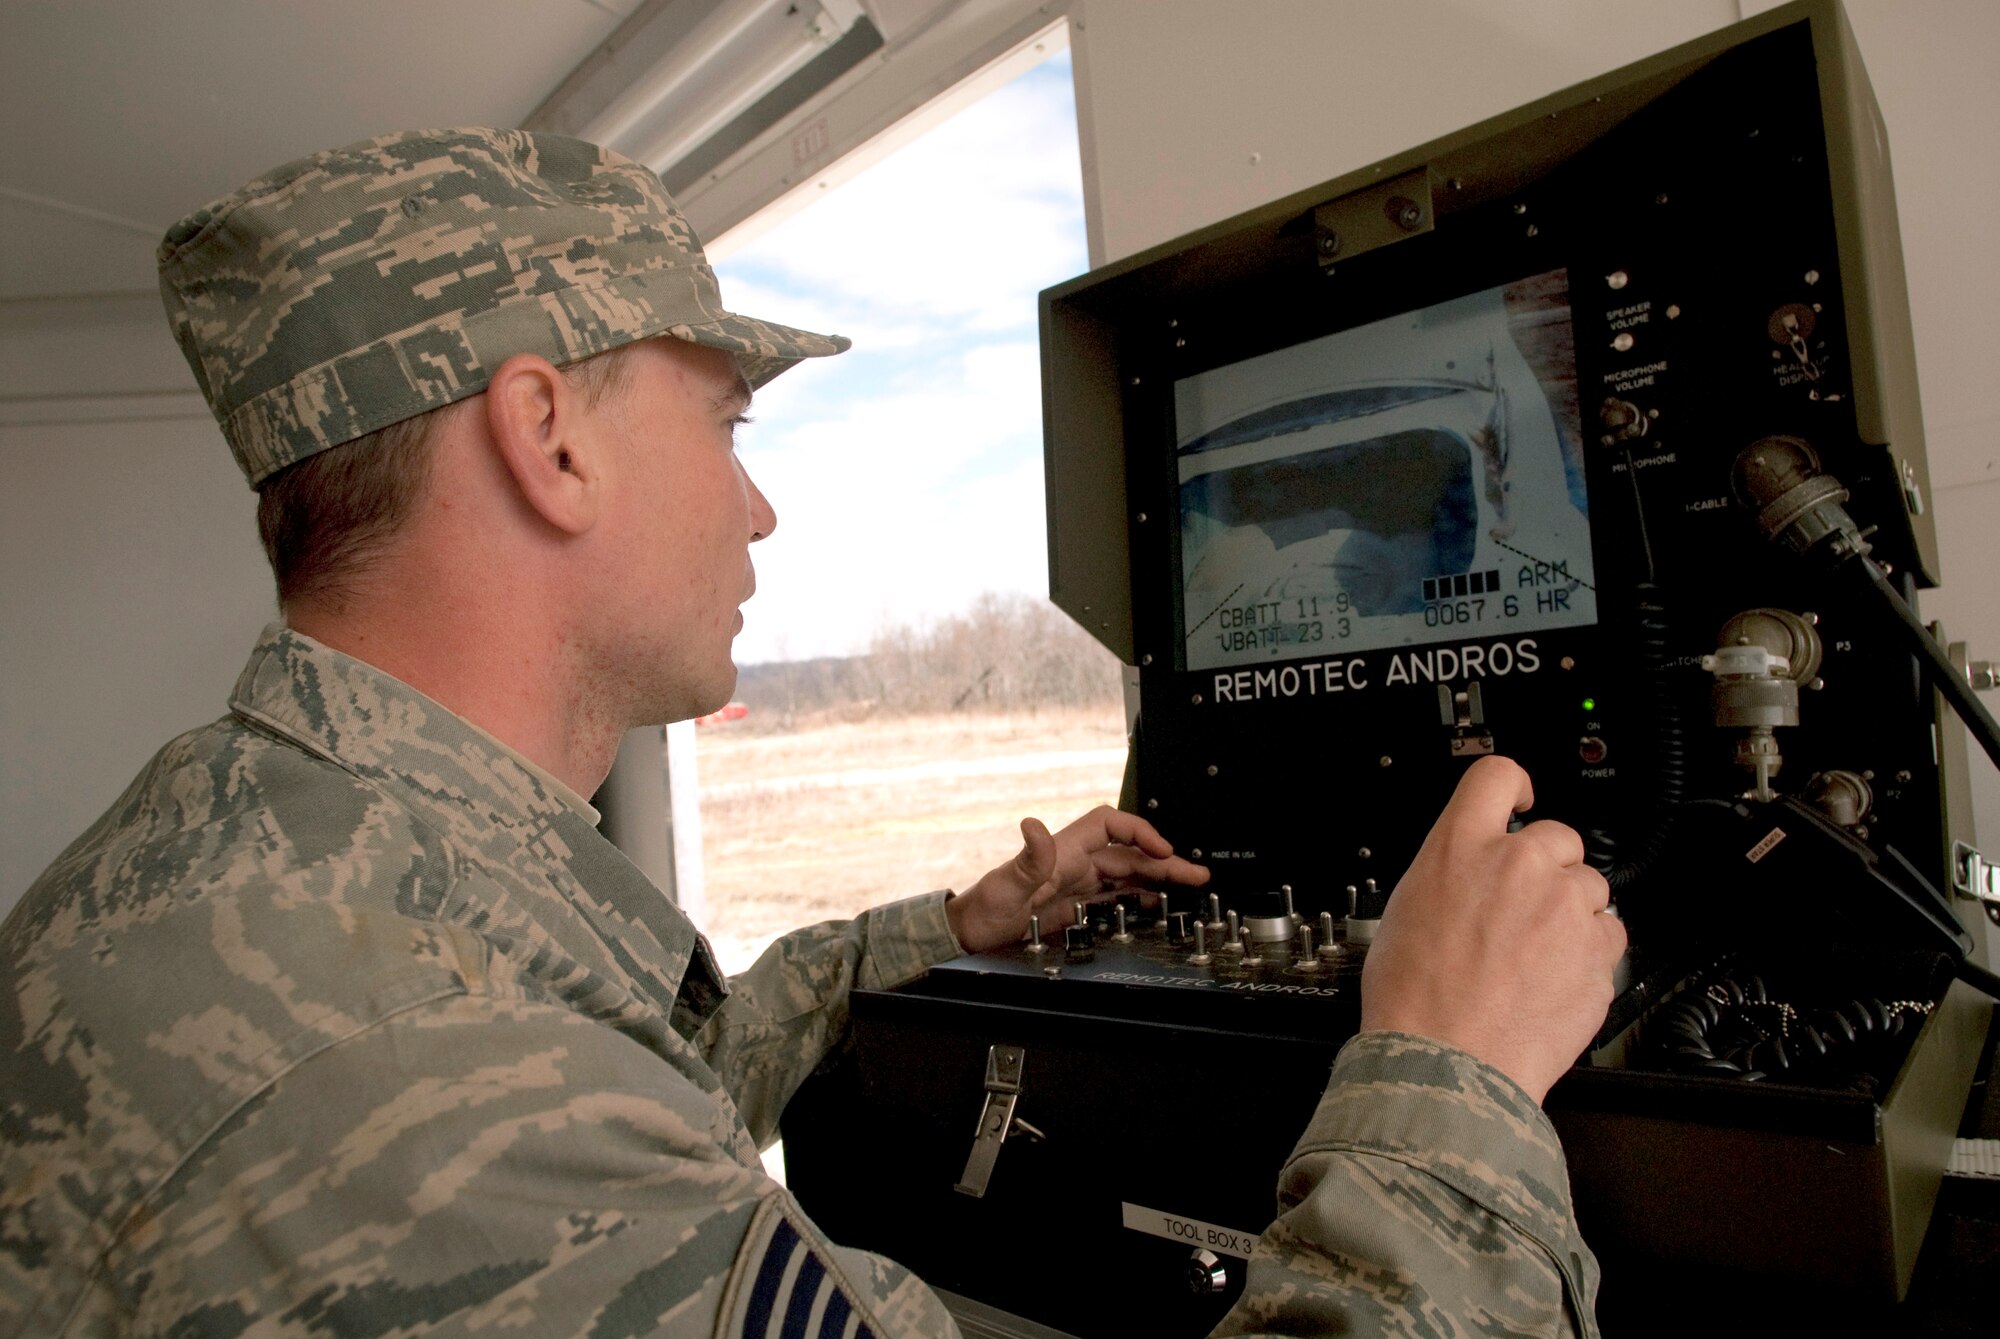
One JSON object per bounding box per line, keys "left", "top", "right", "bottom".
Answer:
{"left": 1581, "top": 697, "right": 1597, "bottom": 712}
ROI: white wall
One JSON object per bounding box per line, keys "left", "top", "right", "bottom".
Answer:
{"left": 1067, "top": 0, "right": 1739, "bottom": 267}
{"left": 1067, "top": 0, "right": 2000, "bottom": 852}
{"left": 0, "top": 298, "right": 275, "bottom": 900}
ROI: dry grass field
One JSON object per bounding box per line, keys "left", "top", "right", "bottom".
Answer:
{"left": 695, "top": 706, "right": 1128, "bottom": 971}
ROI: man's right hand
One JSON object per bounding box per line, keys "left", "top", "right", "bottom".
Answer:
{"left": 1358, "top": 754, "right": 1626, "bottom": 1104}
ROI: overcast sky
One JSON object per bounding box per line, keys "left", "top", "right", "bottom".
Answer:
{"left": 712, "top": 51, "right": 1086, "bottom": 666}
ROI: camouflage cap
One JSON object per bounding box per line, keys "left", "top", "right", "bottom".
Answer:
{"left": 158, "top": 127, "right": 849, "bottom": 489}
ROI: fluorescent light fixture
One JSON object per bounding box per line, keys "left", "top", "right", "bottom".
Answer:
{"left": 576, "top": 0, "right": 866, "bottom": 174}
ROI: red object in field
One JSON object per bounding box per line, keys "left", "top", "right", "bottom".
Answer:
{"left": 695, "top": 702, "right": 750, "bottom": 727}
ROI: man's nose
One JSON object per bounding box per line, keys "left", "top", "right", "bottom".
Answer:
{"left": 746, "top": 468, "right": 777, "bottom": 542}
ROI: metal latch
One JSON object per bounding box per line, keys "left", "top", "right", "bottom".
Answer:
{"left": 954, "top": 1044, "right": 1042, "bottom": 1198}
{"left": 1953, "top": 841, "right": 2000, "bottom": 906}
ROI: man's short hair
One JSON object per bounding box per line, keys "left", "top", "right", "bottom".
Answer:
{"left": 257, "top": 348, "right": 636, "bottom": 610}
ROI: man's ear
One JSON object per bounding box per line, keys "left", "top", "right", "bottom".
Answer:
{"left": 484, "top": 354, "right": 600, "bottom": 535}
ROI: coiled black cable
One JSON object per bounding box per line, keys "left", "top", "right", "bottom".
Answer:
{"left": 1651, "top": 970, "right": 1930, "bottom": 1084}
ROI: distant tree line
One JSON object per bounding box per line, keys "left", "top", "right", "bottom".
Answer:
{"left": 730, "top": 593, "right": 1125, "bottom": 729}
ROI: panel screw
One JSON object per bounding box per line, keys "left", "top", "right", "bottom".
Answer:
{"left": 1207, "top": 765, "right": 1219, "bottom": 776}
{"left": 1142, "top": 654, "right": 1154, "bottom": 666}
{"left": 1147, "top": 797, "right": 1160, "bottom": 809}
{"left": 1379, "top": 756, "right": 1393, "bottom": 767}
{"left": 1318, "top": 230, "right": 1341, "bottom": 255}
{"left": 1191, "top": 693, "right": 1203, "bottom": 705}
{"left": 1358, "top": 847, "right": 1373, "bottom": 859}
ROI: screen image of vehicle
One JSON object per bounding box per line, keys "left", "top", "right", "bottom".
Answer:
{"left": 1173, "top": 269, "right": 1597, "bottom": 672}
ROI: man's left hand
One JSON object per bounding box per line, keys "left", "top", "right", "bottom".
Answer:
{"left": 946, "top": 806, "right": 1211, "bottom": 954}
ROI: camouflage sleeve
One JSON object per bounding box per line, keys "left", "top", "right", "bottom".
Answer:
{"left": 116, "top": 991, "right": 960, "bottom": 1338}
{"left": 695, "top": 891, "right": 961, "bottom": 1146}
{"left": 1212, "top": 1031, "right": 1602, "bottom": 1339}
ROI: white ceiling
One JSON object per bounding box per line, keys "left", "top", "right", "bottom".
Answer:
{"left": 0, "top": 0, "right": 644, "bottom": 301}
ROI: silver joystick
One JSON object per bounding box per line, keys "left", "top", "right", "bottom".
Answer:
{"left": 1206, "top": 892, "right": 1226, "bottom": 932}
{"left": 1221, "top": 909, "right": 1243, "bottom": 954}
{"left": 1027, "top": 914, "right": 1046, "bottom": 953}
{"left": 1113, "top": 905, "right": 1133, "bottom": 943}
{"left": 1282, "top": 884, "right": 1299, "bottom": 925}
{"left": 1188, "top": 921, "right": 1213, "bottom": 966}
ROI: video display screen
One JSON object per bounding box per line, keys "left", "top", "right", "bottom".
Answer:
{"left": 1173, "top": 269, "right": 1597, "bottom": 671}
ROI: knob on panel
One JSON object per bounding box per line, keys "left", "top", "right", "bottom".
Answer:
{"left": 1186, "top": 1248, "right": 1228, "bottom": 1294}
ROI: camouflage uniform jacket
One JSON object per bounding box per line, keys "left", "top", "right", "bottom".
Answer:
{"left": 3, "top": 627, "right": 1600, "bottom": 1338}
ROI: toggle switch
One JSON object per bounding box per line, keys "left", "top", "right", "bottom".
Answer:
{"left": 1318, "top": 910, "right": 1344, "bottom": 960}
{"left": 1065, "top": 909, "right": 1095, "bottom": 962}
{"left": 1346, "top": 879, "right": 1383, "bottom": 945}
{"left": 1188, "top": 921, "right": 1213, "bottom": 966}
{"left": 1439, "top": 681, "right": 1495, "bottom": 757}
{"left": 1237, "top": 924, "right": 1265, "bottom": 966}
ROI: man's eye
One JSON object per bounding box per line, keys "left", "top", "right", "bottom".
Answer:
{"left": 728, "top": 413, "right": 755, "bottom": 432}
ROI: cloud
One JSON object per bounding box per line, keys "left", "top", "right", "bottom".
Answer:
{"left": 714, "top": 55, "right": 1085, "bottom": 666}
{"left": 716, "top": 58, "right": 1087, "bottom": 346}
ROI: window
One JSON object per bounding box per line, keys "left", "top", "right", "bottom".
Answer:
{"left": 693, "top": 49, "right": 1128, "bottom": 973}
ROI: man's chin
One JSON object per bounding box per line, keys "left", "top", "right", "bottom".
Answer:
{"left": 699, "top": 662, "right": 741, "bottom": 720}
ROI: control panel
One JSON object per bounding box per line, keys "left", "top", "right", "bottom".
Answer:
{"left": 785, "top": 8, "right": 1993, "bottom": 1333}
